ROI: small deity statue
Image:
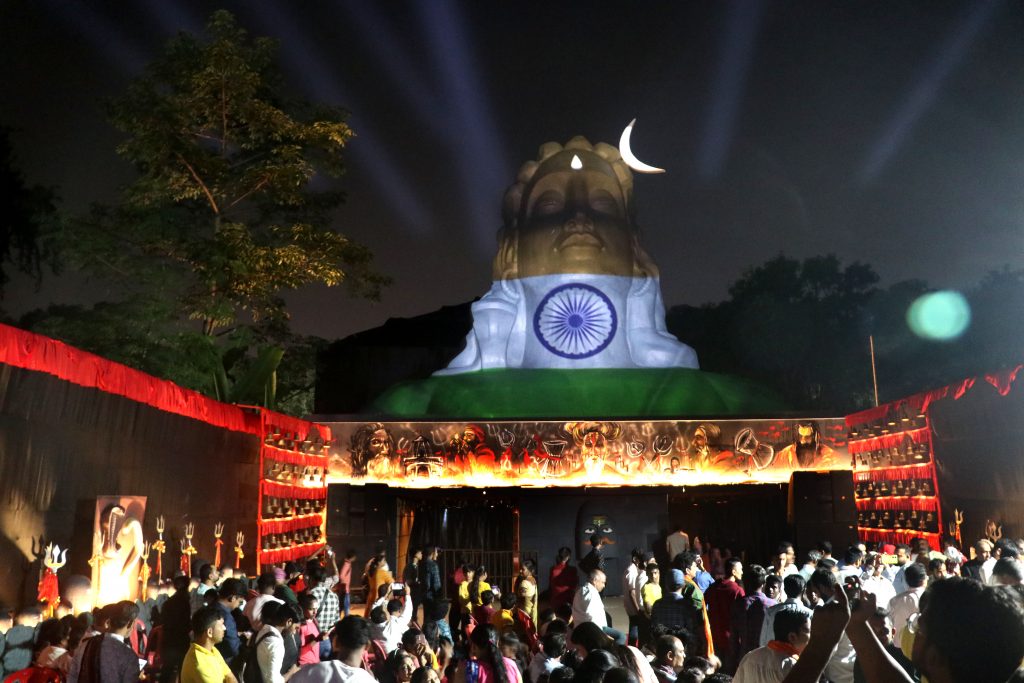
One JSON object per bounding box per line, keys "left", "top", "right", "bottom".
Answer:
{"left": 440, "top": 137, "right": 698, "bottom": 373}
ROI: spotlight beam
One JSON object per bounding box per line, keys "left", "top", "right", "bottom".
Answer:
{"left": 858, "top": 0, "right": 1003, "bottom": 184}
{"left": 413, "top": 0, "right": 510, "bottom": 252}
{"left": 247, "top": 4, "right": 431, "bottom": 235}
{"left": 330, "top": 0, "right": 447, "bottom": 130}
{"left": 697, "top": 0, "right": 767, "bottom": 180}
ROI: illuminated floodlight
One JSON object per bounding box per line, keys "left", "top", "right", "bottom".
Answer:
{"left": 906, "top": 290, "right": 971, "bottom": 340}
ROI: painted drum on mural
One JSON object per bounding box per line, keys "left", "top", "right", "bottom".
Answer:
{"left": 323, "top": 418, "right": 848, "bottom": 488}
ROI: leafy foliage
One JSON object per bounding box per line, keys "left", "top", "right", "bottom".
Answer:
{"left": 58, "top": 10, "right": 387, "bottom": 335}
{"left": 668, "top": 255, "right": 1024, "bottom": 413}
{"left": 0, "top": 126, "right": 59, "bottom": 297}
{"left": 27, "top": 10, "right": 390, "bottom": 413}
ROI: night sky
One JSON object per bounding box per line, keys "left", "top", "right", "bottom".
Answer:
{"left": 3, "top": 0, "right": 1023, "bottom": 341}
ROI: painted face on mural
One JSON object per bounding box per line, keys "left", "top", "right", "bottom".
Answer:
{"left": 370, "top": 429, "right": 392, "bottom": 458}
{"left": 517, "top": 152, "right": 635, "bottom": 278}
{"left": 581, "top": 514, "right": 616, "bottom": 550}
{"left": 462, "top": 427, "right": 480, "bottom": 449}
{"left": 333, "top": 419, "right": 848, "bottom": 485}
{"left": 692, "top": 428, "right": 709, "bottom": 453}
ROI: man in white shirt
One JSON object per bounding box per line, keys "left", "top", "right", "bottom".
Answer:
{"left": 734, "top": 609, "right": 810, "bottom": 683}
{"left": 885, "top": 544, "right": 911, "bottom": 591}
{"left": 254, "top": 601, "right": 301, "bottom": 683}
{"left": 290, "top": 615, "right": 377, "bottom": 683}
{"left": 244, "top": 572, "right": 285, "bottom": 632}
{"left": 809, "top": 568, "right": 855, "bottom": 683}
{"left": 572, "top": 568, "right": 625, "bottom": 644}
{"left": 370, "top": 597, "right": 413, "bottom": 653}
{"left": 859, "top": 553, "right": 897, "bottom": 607}
{"left": 888, "top": 562, "right": 927, "bottom": 639}
{"left": 837, "top": 547, "right": 864, "bottom": 582}
{"left": 758, "top": 575, "right": 814, "bottom": 647}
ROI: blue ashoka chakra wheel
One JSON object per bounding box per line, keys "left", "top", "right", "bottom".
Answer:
{"left": 533, "top": 283, "right": 618, "bottom": 359}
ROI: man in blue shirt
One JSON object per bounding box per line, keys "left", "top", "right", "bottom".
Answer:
{"left": 213, "top": 578, "right": 246, "bottom": 667}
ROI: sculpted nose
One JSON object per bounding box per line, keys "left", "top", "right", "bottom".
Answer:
{"left": 565, "top": 210, "right": 593, "bottom": 232}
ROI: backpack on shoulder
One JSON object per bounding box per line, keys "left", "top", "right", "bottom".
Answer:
{"left": 241, "top": 630, "right": 280, "bottom": 683}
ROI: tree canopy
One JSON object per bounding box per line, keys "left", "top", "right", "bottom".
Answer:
{"left": 0, "top": 126, "right": 58, "bottom": 299}
{"left": 26, "top": 10, "right": 389, "bottom": 413}
{"left": 667, "top": 254, "right": 1024, "bottom": 413}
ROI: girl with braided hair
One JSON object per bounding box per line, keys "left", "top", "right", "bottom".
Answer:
{"left": 455, "top": 623, "right": 523, "bottom": 683}
{"left": 469, "top": 566, "right": 492, "bottom": 608}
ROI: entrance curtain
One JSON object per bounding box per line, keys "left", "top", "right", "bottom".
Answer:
{"left": 408, "top": 502, "right": 514, "bottom": 551}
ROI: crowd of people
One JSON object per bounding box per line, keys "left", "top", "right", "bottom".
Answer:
{"left": 0, "top": 532, "right": 1022, "bottom": 683}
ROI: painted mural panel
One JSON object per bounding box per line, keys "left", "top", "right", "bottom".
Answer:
{"left": 322, "top": 418, "right": 849, "bottom": 488}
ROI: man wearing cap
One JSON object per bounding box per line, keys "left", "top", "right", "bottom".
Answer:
{"left": 652, "top": 553, "right": 711, "bottom": 659}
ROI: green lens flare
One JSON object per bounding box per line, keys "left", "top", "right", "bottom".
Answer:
{"left": 906, "top": 291, "right": 971, "bottom": 341}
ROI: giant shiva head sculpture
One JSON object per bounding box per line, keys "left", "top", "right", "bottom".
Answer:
{"left": 495, "top": 138, "right": 657, "bottom": 280}
{"left": 440, "top": 136, "right": 697, "bottom": 374}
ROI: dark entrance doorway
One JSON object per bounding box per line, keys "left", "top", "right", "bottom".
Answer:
{"left": 397, "top": 489, "right": 519, "bottom": 599}
{"left": 667, "top": 484, "right": 790, "bottom": 563}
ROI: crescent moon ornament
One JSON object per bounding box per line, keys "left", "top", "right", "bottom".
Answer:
{"left": 619, "top": 118, "right": 666, "bottom": 174}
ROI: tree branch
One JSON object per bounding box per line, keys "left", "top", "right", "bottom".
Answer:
{"left": 226, "top": 175, "right": 271, "bottom": 210}
{"left": 176, "top": 153, "right": 220, "bottom": 215}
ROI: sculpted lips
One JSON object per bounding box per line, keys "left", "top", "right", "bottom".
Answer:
{"left": 555, "top": 231, "right": 604, "bottom": 251}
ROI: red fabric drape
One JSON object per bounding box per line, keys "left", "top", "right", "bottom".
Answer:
{"left": 847, "top": 427, "right": 930, "bottom": 454}
{"left": 256, "top": 410, "right": 332, "bottom": 444}
{"left": 853, "top": 463, "right": 935, "bottom": 482}
{"left": 259, "top": 542, "right": 326, "bottom": 566}
{"left": 261, "top": 481, "right": 328, "bottom": 500}
{"left": 259, "top": 513, "right": 324, "bottom": 534}
{"left": 858, "top": 528, "right": 940, "bottom": 547}
{"left": 262, "top": 446, "right": 330, "bottom": 467}
{"left": 0, "top": 323, "right": 259, "bottom": 434}
{"left": 984, "top": 364, "right": 1024, "bottom": 396}
{"left": 855, "top": 497, "right": 937, "bottom": 512}
{"left": 846, "top": 365, "right": 1024, "bottom": 429}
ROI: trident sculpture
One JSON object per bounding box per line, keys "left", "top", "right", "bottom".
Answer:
{"left": 214, "top": 522, "right": 225, "bottom": 567}
{"left": 152, "top": 515, "right": 166, "bottom": 580}
{"left": 139, "top": 541, "right": 152, "bottom": 589}
{"left": 234, "top": 531, "right": 245, "bottom": 570}
{"left": 37, "top": 543, "right": 67, "bottom": 617}
{"left": 181, "top": 523, "right": 197, "bottom": 577}
{"left": 947, "top": 508, "right": 964, "bottom": 547}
